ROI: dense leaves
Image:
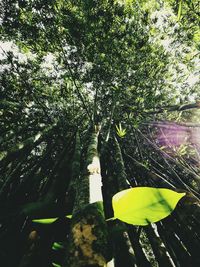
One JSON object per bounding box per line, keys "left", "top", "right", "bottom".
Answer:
{"left": 0, "top": 0, "right": 200, "bottom": 266}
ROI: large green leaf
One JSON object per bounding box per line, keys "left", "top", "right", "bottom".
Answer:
{"left": 112, "top": 187, "right": 185, "bottom": 226}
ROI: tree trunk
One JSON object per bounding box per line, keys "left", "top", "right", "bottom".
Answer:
{"left": 66, "top": 126, "right": 109, "bottom": 267}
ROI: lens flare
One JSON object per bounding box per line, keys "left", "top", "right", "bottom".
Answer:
{"left": 156, "top": 121, "right": 200, "bottom": 165}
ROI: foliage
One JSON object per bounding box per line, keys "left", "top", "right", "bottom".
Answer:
{"left": 112, "top": 187, "right": 185, "bottom": 225}
{"left": 0, "top": 0, "right": 200, "bottom": 266}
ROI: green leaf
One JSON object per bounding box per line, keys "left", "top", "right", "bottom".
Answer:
{"left": 177, "top": 0, "right": 182, "bottom": 21}
{"left": 32, "top": 214, "right": 72, "bottom": 224}
{"left": 52, "top": 242, "right": 64, "bottom": 251}
{"left": 52, "top": 263, "right": 61, "bottom": 267}
{"left": 112, "top": 187, "right": 185, "bottom": 226}
{"left": 32, "top": 218, "right": 58, "bottom": 224}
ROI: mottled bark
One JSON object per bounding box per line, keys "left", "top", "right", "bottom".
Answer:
{"left": 67, "top": 202, "right": 109, "bottom": 267}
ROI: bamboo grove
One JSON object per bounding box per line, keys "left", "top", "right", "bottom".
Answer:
{"left": 0, "top": 0, "right": 200, "bottom": 266}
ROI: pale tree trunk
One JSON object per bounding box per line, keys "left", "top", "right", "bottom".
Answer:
{"left": 66, "top": 125, "right": 109, "bottom": 267}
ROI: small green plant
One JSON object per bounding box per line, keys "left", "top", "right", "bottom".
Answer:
{"left": 116, "top": 123, "right": 126, "bottom": 138}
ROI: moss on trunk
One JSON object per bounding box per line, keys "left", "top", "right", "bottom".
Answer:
{"left": 67, "top": 202, "right": 109, "bottom": 267}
